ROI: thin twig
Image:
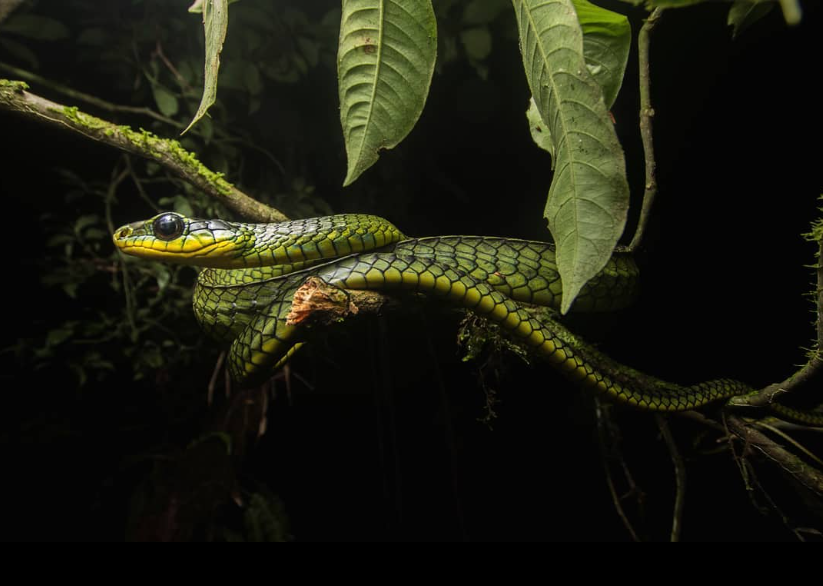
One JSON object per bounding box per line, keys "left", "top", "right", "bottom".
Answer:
{"left": 208, "top": 351, "right": 227, "bottom": 406}
{"left": 105, "top": 162, "right": 139, "bottom": 338}
{"left": 595, "top": 398, "right": 642, "bottom": 542}
{"left": 753, "top": 421, "right": 823, "bottom": 467}
{"left": 0, "top": 62, "right": 181, "bottom": 127}
{"left": 677, "top": 410, "right": 727, "bottom": 434}
{"left": 727, "top": 416, "right": 819, "bottom": 541}
{"left": 727, "top": 416, "right": 823, "bottom": 497}
{"left": 0, "top": 81, "right": 287, "bottom": 222}
{"left": 629, "top": 8, "right": 664, "bottom": 252}
{"left": 656, "top": 415, "right": 686, "bottom": 542}
{"left": 153, "top": 40, "right": 194, "bottom": 95}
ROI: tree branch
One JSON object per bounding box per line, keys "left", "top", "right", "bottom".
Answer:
{"left": 285, "top": 277, "right": 403, "bottom": 327}
{"left": 629, "top": 8, "right": 664, "bottom": 252}
{"left": 0, "top": 79, "right": 287, "bottom": 223}
{"left": 726, "top": 416, "right": 823, "bottom": 498}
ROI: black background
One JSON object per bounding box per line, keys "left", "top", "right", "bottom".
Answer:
{"left": 1, "top": 1, "right": 821, "bottom": 541}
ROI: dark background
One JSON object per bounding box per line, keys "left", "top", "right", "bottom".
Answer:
{"left": 0, "top": 0, "right": 821, "bottom": 541}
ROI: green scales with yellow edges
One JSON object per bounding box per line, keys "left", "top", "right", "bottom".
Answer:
{"left": 113, "top": 211, "right": 822, "bottom": 426}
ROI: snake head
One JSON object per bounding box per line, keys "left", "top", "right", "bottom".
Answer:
{"left": 112, "top": 212, "right": 246, "bottom": 267}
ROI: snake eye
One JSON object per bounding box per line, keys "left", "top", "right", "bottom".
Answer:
{"left": 152, "top": 213, "right": 184, "bottom": 241}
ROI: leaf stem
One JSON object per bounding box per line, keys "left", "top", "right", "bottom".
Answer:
{"left": 628, "top": 8, "right": 664, "bottom": 252}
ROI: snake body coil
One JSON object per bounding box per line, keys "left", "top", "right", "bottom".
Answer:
{"left": 113, "top": 212, "right": 822, "bottom": 425}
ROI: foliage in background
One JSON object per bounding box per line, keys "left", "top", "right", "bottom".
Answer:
{"left": 0, "top": 0, "right": 813, "bottom": 541}
{"left": 2, "top": 0, "right": 344, "bottom": 389}
{"left": 0, "top": 0, "right": 519, "bottom": 540}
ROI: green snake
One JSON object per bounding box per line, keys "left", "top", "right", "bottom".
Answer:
{"left": 112, "top": 212, "right": 822, "bottom": 426}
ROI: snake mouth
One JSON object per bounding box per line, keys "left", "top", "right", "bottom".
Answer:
{"left": 113, "top": 225, "right": 133, "bottom": 242}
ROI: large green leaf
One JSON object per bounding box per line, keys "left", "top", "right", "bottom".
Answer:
{"left": 728, "top": 1, "right": 775, "bottom": 38}
{"left": 513, "top": 0, "right": 630, "bottom": 314}
{"left": 338, "top": 0, "right": 437, "bottom": 186}
{"left": 573, "top": 0, "right": 631, "bottom": 109}
{"left": 527, "top": 1, "right": 630, "bottom": 163}
{"left": 184, "top": 0, "right": 230, "bottom": 134}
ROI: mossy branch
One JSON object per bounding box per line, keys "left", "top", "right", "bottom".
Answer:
{"left": 0, "top": 79, "right": 287, "bottom": 223}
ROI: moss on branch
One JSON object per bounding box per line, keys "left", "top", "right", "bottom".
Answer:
{"left": 0, "top": 79, "right": 287, "bottom": 223}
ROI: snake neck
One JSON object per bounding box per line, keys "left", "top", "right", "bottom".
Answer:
{"left": 226, "top": 214, "right": 407, "bottom": 267}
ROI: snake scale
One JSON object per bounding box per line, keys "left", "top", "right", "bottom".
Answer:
{"left": 112, "top": 212, "right": 822, "bottom": 426}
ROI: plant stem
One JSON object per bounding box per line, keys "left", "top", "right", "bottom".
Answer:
{"left": 629, "top": 8, "right": 664, "bottom": 252}
{"left": 657, "top": 415, "right": 686, "bottom": 543}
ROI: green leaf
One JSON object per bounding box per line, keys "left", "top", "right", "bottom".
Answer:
{"left": 527, "top": 97, "right": 555, "bottom": 164}
{"left": 297, "top": 37, "right": 320, "bottom": 68}
{"left": 244, "top": 63, "right": 262, "bottom": 95}
{"left": 46, "top": 233, "right": 74, "bottom": 248}
{"left": 141, "top": 346, "right": 164, "bottom": 369}
{"left": 46, "top": 327, "right": 74, "bottom": 347}
{"left": 525, "top": 1, "right": 630, "bottom": 186}
{"left": 512, "top": 0, "right": 630, "bottom": 314}
{"left": 778, "top": 0, "right": 802, "bottom": 25}
{"left": 0, "top": 15, "right": 70, "bottom": 41}
{"left": 172, "top": 195, "right": 195, "bottom": 217}
{"left": 572, "top": 0, "right": 631, "bottom": 109}
{"left": 62, "top": 283, "right": 79, "bottom": 299}
{"left": 152, "top": 85, "right": 180, "bottom": 117}
{"left": 74, "top": 214, "right": 100, "bottom": 235}
{"left": 461, "top": 27, "right": 492, "bottom": 61}
{"left": 155, "top": 266, "right": 172, "bottom": 292}
{"left": 84, "top": 228, "right": 108, "bottom": 241}
{"left": 184, "top": 0, "right": 230, "bottom": 134}
{"left": 728, "top": 1, "right": 775, "bottom": 38}
{"left": 338, "top": 0, "right": 437, "bottom": 186}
